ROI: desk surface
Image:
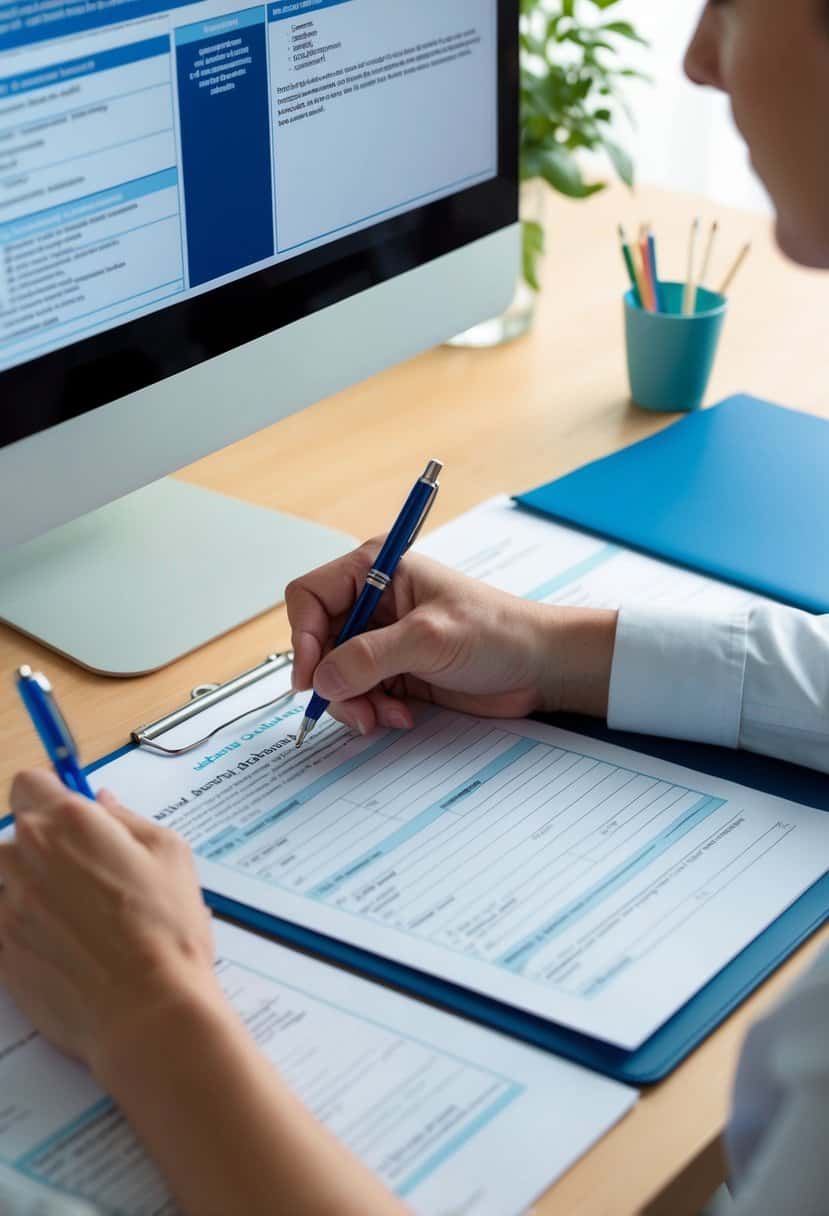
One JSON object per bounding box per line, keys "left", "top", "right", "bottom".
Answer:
{"left": 2, "top": 183, "right": 828, "bottom": 1216}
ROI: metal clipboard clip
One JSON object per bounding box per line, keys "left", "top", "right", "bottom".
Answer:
{"left": 132, "top": 652, "right": 295, "bottom": 757}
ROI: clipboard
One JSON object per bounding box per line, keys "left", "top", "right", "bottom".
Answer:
{"left": 59, "top": 655, "right": 826, "bottom": 1086}
{"left": 5, "top": 654, "right": 825, "bottom": 1085}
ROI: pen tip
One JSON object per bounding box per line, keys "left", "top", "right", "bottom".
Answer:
{"left": 295, "top": 717, "right": 316, "bottom": 749}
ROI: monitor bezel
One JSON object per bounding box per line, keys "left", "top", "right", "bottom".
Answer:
{"left": 0, "top": 1, "right": 518, "bottom": 451}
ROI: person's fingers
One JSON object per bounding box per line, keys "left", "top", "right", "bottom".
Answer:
{"left": 10, "top": 786, "right": 143, "bottom": 891}
{"left": 324, "top": 686, "right": 414, "bottom": 736}
{"left": 8, "top": 772, "right": 115, "bottom": 869}
{"left": 365, "top": 687, "right": 414, "bottom": 730}
{"left": 94, "top": 789, "right": 160, "bottom": 847}
{"left": 313, "top": 610, "right": 456, "bottom": 702}
{"left": 0, "top": 842, "right": 25, "bottom": 893}
{"left": 325, "top": 697, "right": 375, "bottom": 734}
{"left": 291, "top": 629, "right": 323, "bottom": 692}
{"left": 9, "top": 769, "right": 65, "bottom": 816}
{"left": 0, "top": 845, "right": 52, "bottom": 951}
{"left": 285, "top": 545, "right": 382, "bottom": 680}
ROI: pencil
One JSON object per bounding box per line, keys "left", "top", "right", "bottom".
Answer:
{"left": 683, "top": 217, "right": 700, "bottom": 316}
{"left": 638, "top": 232, "right": 656, "bottom": 311}
{"left": 646, "top": 228, "right": 663, "bottom": 312}
{"left": 718, "top": 241, "right": 752, "bottom": 295}
{"left": 633, "top": 222, "right": 655, "bottom": 311}
{"left": 699, "top": 220, "right": 719, "bottom": 288}
{"left": 618, "top": 224, "right": 643, "bottom": 308}
{"left": 631, "top": 241, "right": 652, "bottom": 312}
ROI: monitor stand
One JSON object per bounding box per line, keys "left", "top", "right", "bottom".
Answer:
{"left": 0, "top": 479, "right": 357, "bottom": 676}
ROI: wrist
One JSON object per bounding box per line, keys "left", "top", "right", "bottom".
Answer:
{"left": 536, "top": 606, "right": 618, "bottom": 719}
{"left": 90, "top": 961, "right": 229, "bottom": 1092}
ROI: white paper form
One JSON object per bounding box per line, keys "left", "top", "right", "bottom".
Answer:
{"left": 89, "top": 667, "right": 829, "bottom": 1050}
{"left": 0, "top": 921, "right": 636, "bottom": 1216}
{"left": 416, "top": 494, "right": 767, "bottom": 614}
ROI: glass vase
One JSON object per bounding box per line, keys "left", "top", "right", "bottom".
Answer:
{"left": 446, "top": 181, "right": 546, "bottom": 349}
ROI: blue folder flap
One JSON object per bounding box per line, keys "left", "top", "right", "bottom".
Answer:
{"left": 202, "top": 724, "right": 829, "bottom": 1086}
{"left": 206, "top": 872, "right": 828, "bottom": 1086}
{"left": 515, "top": 394, "right": 829, "bottom": 614}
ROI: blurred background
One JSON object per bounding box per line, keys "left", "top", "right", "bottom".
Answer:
{"left": 622, "top": 0, "right": 769, "bottom": 213}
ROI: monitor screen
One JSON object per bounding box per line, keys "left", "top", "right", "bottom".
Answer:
{"left": 0, "top": 0, "right": 516, "bottom": 447}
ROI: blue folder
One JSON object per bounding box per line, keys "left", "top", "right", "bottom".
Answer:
{"left": 71, "top": 734, "right": 829, "bottom": 1087}
{"left": 515, "top": 394, "right": 829, "bottom": 614}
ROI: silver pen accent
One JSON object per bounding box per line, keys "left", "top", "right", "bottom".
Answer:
{"left": 295, "top": 716, "right": 317, "bottom": 748}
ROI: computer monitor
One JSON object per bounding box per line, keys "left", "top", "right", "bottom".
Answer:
{"left": 0, "top": 0, "right": 518, "bottom": 675}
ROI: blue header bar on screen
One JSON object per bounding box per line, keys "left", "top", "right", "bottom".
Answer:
{"left": 0, "top": 168, "right": 178, "bottom": 247}
{"left": 0, "top": 36, "right": 169, "bottom": 97}
{"left": 0, "top": 0, "right": 191, "bottom": 51}
{"left": 267, "top": 0, "right": 350, "bottom": 22}
{"left": 175, "top": 6, "right": 265, "bottom": 46}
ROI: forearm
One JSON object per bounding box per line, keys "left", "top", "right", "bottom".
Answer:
{"left": 556, "top": 607, "right": 618, "bottom": 718}
{"left": 536, "top": 605, "right": 618, "bottom": 718}
{"left": 94, "top": 977, "right": 405, "bottom": 1216}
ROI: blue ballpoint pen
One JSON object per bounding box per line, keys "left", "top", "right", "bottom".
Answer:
{"left": 15, "top": 666, "right": 95, "bottom": 799}
{"left": 295, "top": 459, "right": 443, "bottom": 748}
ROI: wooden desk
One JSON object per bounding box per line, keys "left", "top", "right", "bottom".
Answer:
{"left": 2, "top": 184, "right": 828, "bottom": 1215}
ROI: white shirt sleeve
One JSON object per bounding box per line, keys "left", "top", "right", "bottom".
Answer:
{"left": 607, "top": 602, "right": 829, "bottom": 774}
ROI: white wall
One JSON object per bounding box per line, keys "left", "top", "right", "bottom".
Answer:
{"left": 619, "top": 0, "right": 770, "bottom": 213}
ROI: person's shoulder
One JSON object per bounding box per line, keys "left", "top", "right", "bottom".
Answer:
{"left": 767, "top": 945, "right": 829, "bottom": 1084}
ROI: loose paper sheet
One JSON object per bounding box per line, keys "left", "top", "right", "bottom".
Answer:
{"left": 0, "top": 921, "right": 636, "bottom": 1216}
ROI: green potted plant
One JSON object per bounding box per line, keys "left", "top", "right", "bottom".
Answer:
{"left": 452, "top": 0, "right": 648, "bottom": 347}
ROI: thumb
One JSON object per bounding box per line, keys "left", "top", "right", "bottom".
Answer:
{"left": 314, "top": 613, "right": 446, "bottom": 701}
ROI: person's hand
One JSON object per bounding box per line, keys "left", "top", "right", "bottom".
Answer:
{"left": 287, "top": 543, "right": 618, "bottom": 733}
{"left": 0, "top": 776, "right": 407, "bottom": 1216}
{"left": 0, "top": 771, "right": 219, "bottom": 1079}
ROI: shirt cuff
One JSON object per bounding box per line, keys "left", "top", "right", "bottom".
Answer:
{"left": 607, "top": 605, "right": 749, "bottom": 748}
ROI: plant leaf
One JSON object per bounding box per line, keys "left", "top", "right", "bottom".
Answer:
{"left": 529, "top": 143, "right": 605, "bottom": 198}
{"left": 601, "top": 20, "right": 649, "bottom": 45}
{"left": 522, "top": 219, "right": 545, "bottom": 292}
{"left": 602, "top": 137, "right": 634, "bottom": 186}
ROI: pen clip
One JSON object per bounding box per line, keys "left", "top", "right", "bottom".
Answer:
{"left": 404, "top": 462, "right": 442, "bottom": 553}
{"left": 17, "top": 667, "right": 78, "bottom": 758}
{"left": 404, "top": 484, "right": 437, "bottom": 553}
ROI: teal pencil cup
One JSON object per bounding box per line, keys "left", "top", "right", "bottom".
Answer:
{"left": 624, "top": 281, "right": 727, "bottom": 412}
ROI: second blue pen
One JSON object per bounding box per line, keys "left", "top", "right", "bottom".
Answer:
{"left": 295, "top": 459, "right": 443, "bottom": 747}
{"left": 15, "top": 666, "right": 96, "bottom": 799}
